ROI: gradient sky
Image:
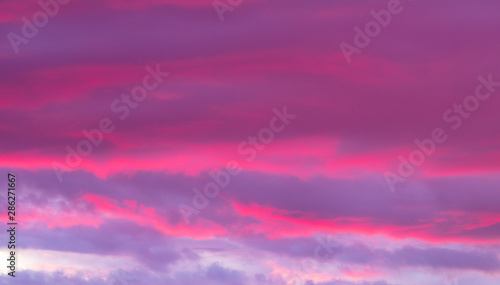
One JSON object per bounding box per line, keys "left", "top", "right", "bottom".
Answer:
{"left": 1, "top": 0, "right": 500, "bottom": 284}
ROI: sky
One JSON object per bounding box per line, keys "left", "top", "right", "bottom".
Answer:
{"left": 1, "top": 0, "right": 500, "bottom": 284}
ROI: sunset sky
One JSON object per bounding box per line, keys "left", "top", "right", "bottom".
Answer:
{"left": 1, "top": 0, "right": 500, "bottom": 284}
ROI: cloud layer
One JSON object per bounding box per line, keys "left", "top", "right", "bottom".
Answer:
{"left": 1, "top": 0, "right": 500, "bottom": 284}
